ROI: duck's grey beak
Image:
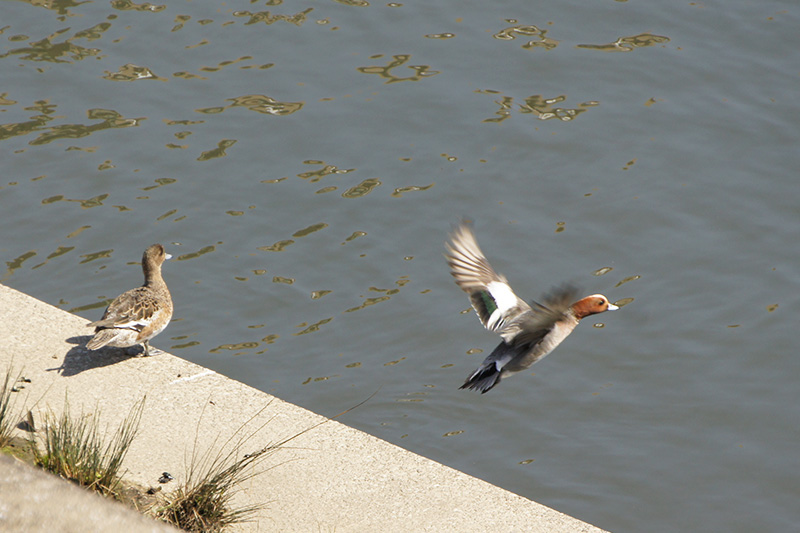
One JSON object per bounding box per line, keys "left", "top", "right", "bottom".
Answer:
{"left": 607, "top": 303, "right": 619, "bottom": 311}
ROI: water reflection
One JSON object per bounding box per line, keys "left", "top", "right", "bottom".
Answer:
{"left": 357, "top": 54, "right": 440, "bottom": 84}
{"left": 341, "top": 178, "right": 381, "bottom": 198}
{"left": 478, "top": 90, "right": 597, "bottom": 123}
{"left": 43, "top": 194, "right": 109, "bottom": 209}
{"left": 334, "top": 0, "right": 369, "bottom": 7}
{"left": 1, "top": 105, "right": 142, "bottom": 146}
{"left": 519, "top": 95, "right": 597, "bottom": 121}
{"left": 424, "top": 33, "right": 455, "bottom": 40}
{"left": 140, "top": 178, "right": 177, "bottom": 191}
{"left": 79, "top": 249, "right": 113, "bottom": 264}
{"left": 197, "top": 139, "right": 237, "bottom": 161}
{"left": 297, "top": 161, "right": 355, "bottom": 183}
{"left": 102, "top": 64, "right": 166, "bottom": 81}
{"left": 295, "top": 316, "right": 334, "bottom": 336}
{"left": 31, "top": 246, "right": 74, "bottom": 270}
{"left": 176, "top": 244, "right": 218, "bottom": 261}
{"left": 493, "top": 22, "right": 559, "bottom": 51}
{"left": 199, "top": 57, "right": 272, "bottom": 73}
{"left": 0, "top": 27, "right": 101, "bottom": 62}
{"left": 12, "top": 0, "right": 88, "bottom": 18}
{"left": 311, "top": 290, "right": 332, "bottom": 299}
{"left": 226, "top": 95, "right": 303, "bottom": 116}
{"left": 577, "top": 33, "right": 670, "bottom": 52}
{"left": 209, "top": 341, "right": 260, "bottom": 354}
{"left": 343, "top": 231, "right": 367, "bottom": 244}
{"left": 233, "top": 7, "right": 315, "bottom": 27}
{"left": 257, "top": 223, "right": 329, "bottom": 253}
{"left": 293, "top": 222, "right": 328, "bottom": 237}
{"left": 391, "top": 184, "right": 434, "bottom": 198}
{"left": 111, "top": 0, "right": 166, "bottom": 13}
{"left": 196, "top": 95, "right": 304, "bottom": 116}
{"left": 3, "top": 251, "right": 37, "bottom": 282}
{"left": 615, "top": 275, "right": 641, "bottom": 288}
{"left": 259, "top": 240, "right": 294, "bottom": 252}
{"left": 189, "top": 272, "right": 416, "bottom": 357}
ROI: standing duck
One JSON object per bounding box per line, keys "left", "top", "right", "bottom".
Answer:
{"left": 86, "top": 243, "right": 173, "bottom": 357}
{"left": 445, "top": 222, "right": 617, "bottom": 393}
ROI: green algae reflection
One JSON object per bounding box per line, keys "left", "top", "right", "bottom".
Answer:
{"left": 0, "top": 26, "right": 104, "bottom": 63}
{"left": 342, "top": 178, "right": 381, "bottom": 198}
{"left": 577, "top": 33, "right": 670, "bottom": 52}
{"left": 478, "top": 91, "right": 597, "bottom": 123}
{"left": 111, "top": 0, "right": 166, "bottom": 12}
{"left": 197, "top": 139, "right": 237, "bottom": 161}
{"left": 176, "top": 244, "right": 217, "bottom": 261}
{"left": 493, "top": 23, "right": 559, "bottom": 50}
{"left": 233, "top": 7, "right": 315, "bottom": 26}
{"left": 196, "top": 95, "right": 303, "bottom": 116}
{"left": 102, "top": 64, "right": 167, "bottom": 81}
{"left": 357, "top": 54, "right": 439, "bottom": 84}
{"left": 0, "top": 105, "right": 143, "bottom": 146}
{"left": 297, "top": 161, "right": 355, "bottom": 183}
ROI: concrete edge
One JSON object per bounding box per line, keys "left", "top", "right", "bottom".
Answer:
{"left": 0, "top": 283, "right": 608, "bottom": 532}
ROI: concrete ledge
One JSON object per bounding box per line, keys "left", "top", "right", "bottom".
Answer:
{"left": 0, "top": 283, "right": 607, "bottom": 532}
{"left": 0, "top": 454, "right": 179, "bottom": 533}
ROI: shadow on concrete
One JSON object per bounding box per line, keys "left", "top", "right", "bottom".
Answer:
{"left": 47, "top": 336, "right": 145, "bottom": 377}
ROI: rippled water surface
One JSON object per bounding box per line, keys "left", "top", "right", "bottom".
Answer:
{"left": 3, "top": 1, "right": 799, "bottom": 531}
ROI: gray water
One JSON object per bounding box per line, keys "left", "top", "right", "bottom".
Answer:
{"left": 2, "top": 1, "right": 800, "bottom": 531}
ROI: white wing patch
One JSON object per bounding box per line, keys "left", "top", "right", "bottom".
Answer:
{"left": 485, "top": 281, "right": 518, "bottom": 331}
{"left": 112, "top": 318, "right": 148, "bottom": 331}
{"left": 487, "top": 281, "right": 518, "bottom": 311}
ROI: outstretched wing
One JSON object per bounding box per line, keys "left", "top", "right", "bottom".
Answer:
{"left": 445, "top": 222, "right": 531, "bottom": 341}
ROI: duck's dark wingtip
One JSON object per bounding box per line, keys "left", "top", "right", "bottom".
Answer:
{"left": 460, "top": 370, "right": 501, "bottom": 393}
{"left": 458, "top": 382, "right": 496, "bottom": 394}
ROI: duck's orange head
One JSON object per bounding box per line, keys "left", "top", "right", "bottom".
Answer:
{"left": 572, "top": 294, "right": 618, "bottom": 320}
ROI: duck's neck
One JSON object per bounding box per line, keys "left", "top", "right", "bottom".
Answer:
{"left": 143, "top": 264, "right": 167, "bottom": 290}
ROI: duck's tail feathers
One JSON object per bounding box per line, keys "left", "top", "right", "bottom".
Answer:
{"left": 86, "top": 328, "right": 118, "bottom": 350}
{"left": 460, "top": 363, "right": 502, "bottom": 394}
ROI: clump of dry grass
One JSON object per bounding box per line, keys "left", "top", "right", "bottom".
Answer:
{"left": 152, "top": 443, "right": 276, "bottom": 531}
{"left": 0, "top": 366, "right": 23, "bottom": 449}
{"left": 6, "top": 369, "right": 374, "bottom": 532}
{"left": 31, "top": 397, "right": 145, "bottom": 497}
{"left": 152, "top": 394, "right": 373, "bottom": 532}
{"left": 150, "top": 402, "right": 282, "bottom": 532}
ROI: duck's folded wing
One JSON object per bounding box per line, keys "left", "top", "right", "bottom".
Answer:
{"left": 445, "top": 222, "right": 531, "bottom": 335}
{"left": 89, "top": 288, "right": 162, "bottom": 331}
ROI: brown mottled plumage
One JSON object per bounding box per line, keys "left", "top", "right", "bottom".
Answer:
{"left": 86, "top": 244, "right": 173, "bottom": 356}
